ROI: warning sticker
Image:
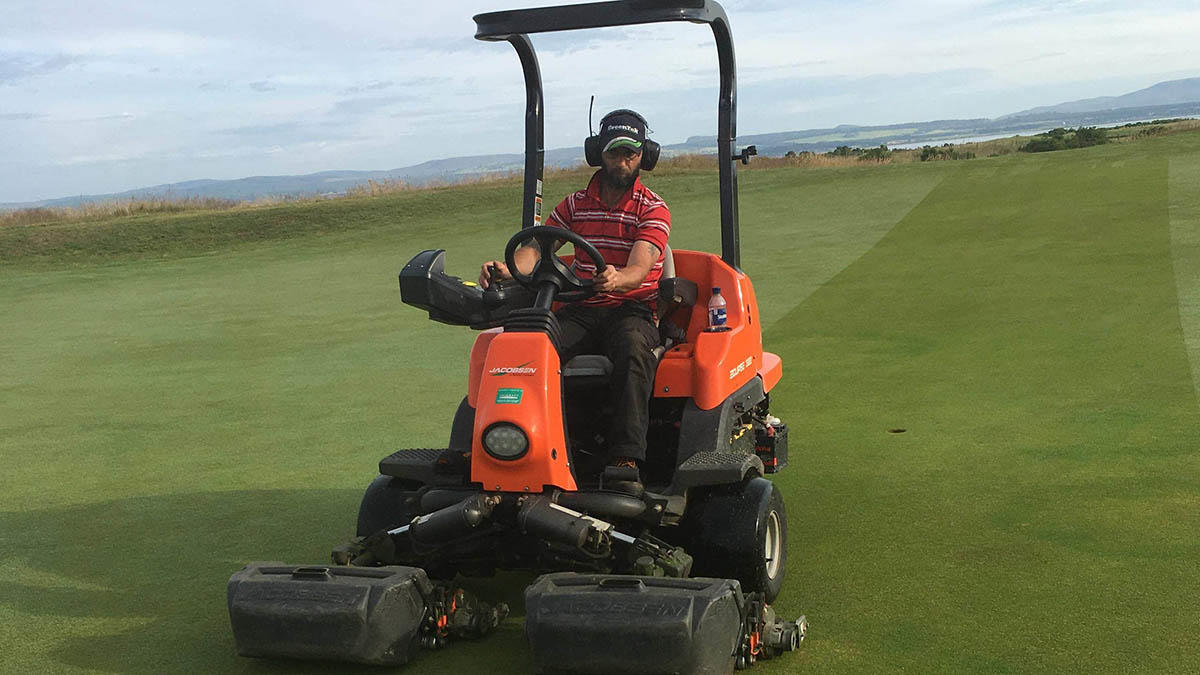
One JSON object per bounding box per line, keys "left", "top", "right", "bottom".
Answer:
{"left": 534, "top": 196, "right": 543, "bottom": 224}
{"left": 496, "top": 388, "right": 523, "bottom": 404}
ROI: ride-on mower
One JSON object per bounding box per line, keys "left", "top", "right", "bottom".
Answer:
{"left": 226, "top": 1, "right": 806, "bottom": 672}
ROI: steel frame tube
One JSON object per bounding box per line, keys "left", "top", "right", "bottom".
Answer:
{"left": 474, "top": 1, "right": 741, "bottom": 266}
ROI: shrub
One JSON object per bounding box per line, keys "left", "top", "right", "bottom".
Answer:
{"left": 1019, "top": 126, "right": 1108, "bottom": 153}
{"left": 1071, "top": 126, "right": 1108, "bottom": 147}
{"left": 1021, "top": 137, "right": 1065, "bottom": 153}
{"left": 920, "top": 144, "right": 976, "bottom": 161}
{"left": 858, "top": 144, "right": 892, "bottom": 161}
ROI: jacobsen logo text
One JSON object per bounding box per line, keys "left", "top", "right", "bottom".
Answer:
{"left": 489, "top": 366, "right": 537, "bottom": 376}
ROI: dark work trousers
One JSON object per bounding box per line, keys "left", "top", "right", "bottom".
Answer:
{"left": 556, "top": 302, "right": 661, "bottom": 463}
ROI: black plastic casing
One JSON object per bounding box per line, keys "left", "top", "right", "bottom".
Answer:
{"left": 398, "top": 249, "right": 532, "bottom": 328}
{"left": 754, "top": 423, "right": 788, "bottom": 474}
{"left": 524, "top": 573, "right": 744, "bottom": 675}
{"left": 227, "top": 563, "right": 432, "bottom": 666}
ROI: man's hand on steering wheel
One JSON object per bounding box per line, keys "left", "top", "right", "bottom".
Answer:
{"left": 591, "top": 265, "right": 621, "bottom": 293}
{"left": 501, "top": 226, "right": 609, "bottom": 303}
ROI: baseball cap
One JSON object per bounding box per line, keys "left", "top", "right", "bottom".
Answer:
{"left": 599, "top": 110, "right": 646, "bottom": 153}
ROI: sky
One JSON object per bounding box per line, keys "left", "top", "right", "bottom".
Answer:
{"left": 1, "top": 0, "right": 1198, "bottom": 203}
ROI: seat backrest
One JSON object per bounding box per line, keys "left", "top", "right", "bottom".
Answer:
{"left": 655, "top": 245, "right": 699, "bottom": 354}
{"left": 661, "top": 244, "right": 675, "bottom": 279}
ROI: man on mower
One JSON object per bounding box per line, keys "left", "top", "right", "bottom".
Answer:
{"left": 478, "top": 109, "right": 670, "bottom": 494}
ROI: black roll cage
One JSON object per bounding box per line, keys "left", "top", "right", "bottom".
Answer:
{"left": 473, "top": 0, "right": 743, "bottom": 269}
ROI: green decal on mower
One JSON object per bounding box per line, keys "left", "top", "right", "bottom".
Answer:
{"left": 496, "top": 388, "right": 523, "bottom": 404}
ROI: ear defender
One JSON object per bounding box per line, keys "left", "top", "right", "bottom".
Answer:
{"left": 585, "top": 109, "right": 659, "bottom": 171}
{"left": 585, "top": 134, "right": 603, "bottom": 167}
{"left": 640, "top": 139, "right": 660, "bottom": 171}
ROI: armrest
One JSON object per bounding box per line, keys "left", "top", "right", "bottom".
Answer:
{"left": 657, "top": 277, "right": 698, "bottom": 308}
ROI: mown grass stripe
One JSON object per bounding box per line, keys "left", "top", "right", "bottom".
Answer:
{"left": 1169, "top": 154, "right": 1200, "bottom": 404}
{"left": 769, "top": 146, "right": 1200, "bottom": 672}
{"left": 740, "top": 166, "right": 947, "bottom": 327}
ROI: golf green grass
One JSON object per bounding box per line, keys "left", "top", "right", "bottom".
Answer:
{"left": 3, "top": 131, "right": 1199, "bottom": 673}
{"left": 1170, "top": 153, "right": 1200, "bottom": 401}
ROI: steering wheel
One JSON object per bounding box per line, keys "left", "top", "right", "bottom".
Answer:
{"left": 504, "top": 226, "right": 609, "bottom": 303}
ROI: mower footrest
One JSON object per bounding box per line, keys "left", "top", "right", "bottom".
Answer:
{"left": 227, "top": 562, "right": 431, "bottom": 666}
{"left": 673, "top": 451, "right": 764, "bottom": 488}
{"left": 379, "top": 448, "right": 457, "bottom": 484}
{"left": 524, "top": 573, "right": 744, "bottom": 675}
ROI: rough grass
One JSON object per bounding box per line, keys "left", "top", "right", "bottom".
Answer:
{"left": 0, "top": 196, "right": 241, "bottom": 228}
{"left": 9, "top": 120, "right": 1192, "bottom": 235}
{"left": 3, "top": 129, "right": 1200, "bottom": 673}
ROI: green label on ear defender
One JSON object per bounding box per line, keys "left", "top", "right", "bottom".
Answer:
{"left": 496, "top": 388, "right": 523, "bottom": 404}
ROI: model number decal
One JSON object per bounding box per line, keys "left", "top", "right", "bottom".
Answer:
{"left": 729, "top": 356, "right": 753, "bottom": 379}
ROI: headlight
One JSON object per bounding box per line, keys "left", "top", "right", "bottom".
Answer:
{"left": 482, "top": 423, "right": 529, "bottom": 460}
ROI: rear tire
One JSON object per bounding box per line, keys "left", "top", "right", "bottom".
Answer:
{"left": 355, "top": 474, "right": 422, "bottom": 537}
{"left": 682, "top": 476, "right": 787, "bottom": 602}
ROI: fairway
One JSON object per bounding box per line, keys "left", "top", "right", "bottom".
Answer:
{"left": 4, "top": 132, "right": 1200, "bottom": 673}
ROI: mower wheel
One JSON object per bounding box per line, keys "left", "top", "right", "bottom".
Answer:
{"left": 683, "top": 476, "right": 787, "bottom": 602}
{"left": 356, "top": 474, "right": 423, "bottom": 537}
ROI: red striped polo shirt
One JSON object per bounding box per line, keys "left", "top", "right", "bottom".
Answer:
{"left": 546, "top": 170, "right": 671, "bottom": 308}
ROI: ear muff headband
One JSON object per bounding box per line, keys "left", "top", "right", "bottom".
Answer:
{"left": 605, "top": 108, "right": 648, "bottom": 127}
{"left": 585, "top": 109, "right": 659, "bottom": 171}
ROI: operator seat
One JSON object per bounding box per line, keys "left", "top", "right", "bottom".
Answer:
{"left": 561, "top": 245, "right": 696, "bottom": 385}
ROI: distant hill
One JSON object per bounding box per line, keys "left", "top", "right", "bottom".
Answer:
{"left": 1000, "top": 77, "right": 1200, "bottom": 119}
{"left": 4, "top": 77, "right": 1198, "bottom": 211}
{"left": 3, "top": 147, "right": 585, "bottom": 211}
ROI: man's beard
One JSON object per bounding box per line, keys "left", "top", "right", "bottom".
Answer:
{"left": 602, "top": 165, "right": 639, "bottom": 190}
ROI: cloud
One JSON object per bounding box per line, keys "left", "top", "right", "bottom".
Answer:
{"left": 339, "top": 80, "right": 394, "bottom": 95}
{"left": 1016, "top": 51, "right": 1068, "bottom": 63}
{"left": 248, "top": 80, "right": 275, "bottom": 92}
{"left": 330, "top": 95, "right": 412, "bottom": 116}
{"left": 0, "top": 53, "right": 83, "bottom": 85}
{"left": 0, "top": 112, "right": 44, "bottom": 120}
{"left": 209, "top": 119, "right": 364, "bottom": 150}
{"left": 86, "top": 112, "right": 136, "bottom": 122}
{"left": 216, "top": 121, "right": 301, "bottom": 137}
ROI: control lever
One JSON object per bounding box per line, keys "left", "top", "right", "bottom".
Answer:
{"left": 482, "top": 264, "right": 506, "bottom": 305}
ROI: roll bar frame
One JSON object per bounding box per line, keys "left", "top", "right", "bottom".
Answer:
{"left": 473, "top": 0, "right": 742, "bottom": 268}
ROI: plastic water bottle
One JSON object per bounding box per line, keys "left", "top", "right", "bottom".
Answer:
{"left": 708, "top": 286, "right": 727, "bottom": 329}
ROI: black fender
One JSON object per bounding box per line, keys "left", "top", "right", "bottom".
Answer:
{"left": 356, "top": 474, "right": 422, "bottom": 537}
{"left": 682, "top": 476, "right": 787, "bottom": 602}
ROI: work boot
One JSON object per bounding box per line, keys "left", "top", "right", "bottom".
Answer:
{"left": 602, "top": 457, "right": 644, "bottom": 497}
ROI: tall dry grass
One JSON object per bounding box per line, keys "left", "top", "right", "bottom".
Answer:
{"left": 342, "top": 178, "right": 410, "bottom": 197}
{"left": 7, "top": 120, "right": 1196, "bottom": 230}
{"left": 1, "top": 196, "right": 239, "bottom": 228}
{"left": 1107, "top": 118, "right": 1200, "bottom": 143}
